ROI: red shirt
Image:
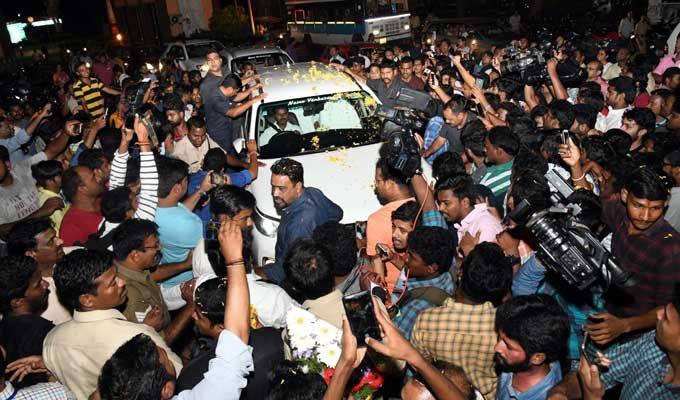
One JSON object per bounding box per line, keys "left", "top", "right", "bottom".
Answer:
{"left": 59, "top": 206, "right": 103, "bottom": 246}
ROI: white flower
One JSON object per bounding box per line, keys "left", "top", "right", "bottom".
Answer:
{"left": 301, "top": 364, "right": 309, "bottom": 374}
{"left": 317, "top": 343, "right": 342, "bottom": 368}
{"left": 290, "top": 334, "right": 316, "bottom": 353}
{"left": 314, "top": 319, "right": 340, "bottom": 345}
{"left": 286, "top": 306, "right": 315, "bottom": 337}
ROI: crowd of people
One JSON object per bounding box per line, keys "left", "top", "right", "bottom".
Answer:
{"left": 0, "top": 13, "right": 680, "bottom": 400}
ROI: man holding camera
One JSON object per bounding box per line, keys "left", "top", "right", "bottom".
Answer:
{"left": 331, "top": 60, "right": 409, "bottom": 109}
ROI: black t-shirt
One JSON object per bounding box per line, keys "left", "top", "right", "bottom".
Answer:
{"left": 366, "top": 78, "right": 410, "bottom": 109}
{"left": 176, "top": 327, "right": 284, "bottom": 400}
{"left": 0, "top": 314, "right": 54, "bottom": 388}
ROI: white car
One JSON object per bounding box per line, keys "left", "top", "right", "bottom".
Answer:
{"left": 162, "top": 40, "right": 293, "bottom": 75}
{"left": 233, "top": 62, "right": 388, "bottom": 265}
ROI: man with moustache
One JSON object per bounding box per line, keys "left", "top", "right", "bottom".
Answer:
{"left": 0, "top": 255, "right": 53, "bottom": 388}
{"left": 112, "top": 219, "right": 195, "bottom": 345}
{"left": 366, "top": 158, "right": 413, "bottom": 290}
{"left": 192, "top": 185, "right": 299, "bottom": 328}
{"left": 7, "top": 217, "right": 70, "bottom": 325}
{"left": 494, "top": 294, "right": 569, "bottom": 400}
{"left": 265, "top": 158, "right": 342, "bottom": 285}
{"left": 42, "top": 249, "right": 182, "bottom": 400}
{"left": 330, "top": 59, "right": 409, "bottom": 108}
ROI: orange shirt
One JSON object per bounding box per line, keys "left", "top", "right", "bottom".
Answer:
{"left": 366, "top": 197, "right": 415, "bottom": 290}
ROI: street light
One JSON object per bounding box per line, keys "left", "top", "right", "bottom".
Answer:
{"left": 115, "top": 33, "right": 123, "bottom": 42}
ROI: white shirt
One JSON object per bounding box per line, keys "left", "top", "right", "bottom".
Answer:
{"left": 192, "top": 238, "right": 299, "bottom": 328}
{"left": 595, "top": 106, "right": 631, "bottom": 133}
{"left": 665, "top": 187, "right": 680, "bottom": 233}
{"left": 260, "top": 121, "right": 302, "bottom": 147}
{"left": 43, "top": 309, "right": 182, "bottom": 400}
{"left": 330, "top": 54, "right": 346, "bottom": 64}
{"left": 0, "top": 152, "right": 46, "bottom": 224}
{"left": 41, "top": 276, "right": 72, "bottom": 325}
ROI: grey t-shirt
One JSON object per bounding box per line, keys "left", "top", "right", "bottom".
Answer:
{"left": 200, "top": 69, "right": 236, "bottom": 150}
{"left": 0, "top": 152, "right": 46, "bottom": 224}
{"left": 438, "top": 112, "right": 478, "bottom": 154}
{"left": 366, "top": 78, "right": 410, "bottom": 109}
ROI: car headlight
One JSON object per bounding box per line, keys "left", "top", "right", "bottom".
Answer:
{"left": 404, "top": 24, "right": 410, "bottom": 31}
{"left": 254, "top": 208, "right": 279, "bottom": 237}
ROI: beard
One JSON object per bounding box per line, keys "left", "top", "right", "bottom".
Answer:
{"left": 495, "top": 353, "right": 532, "bottom": 373}
{"left": 273, "top": 197, "right": 287, "bottom": 213}
{"left": 374, "top": 188, "right": 389, "bottom": 206}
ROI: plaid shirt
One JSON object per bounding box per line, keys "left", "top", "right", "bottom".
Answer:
{"left": 601, "top": 200, "right": 680, "bottom": 321}
{"left": 423, "top": 116, "right": 448, "bottom": 164}
{"left": 0, "top": 382, "right": 76, "bottom": 400}
{"left": 421, "top": 209, "right": 448, "bottom": 229}
{"left": 411, "top": 300, "right": 498, "bottom": 400}
{"left": 393, "top": 272, "right": 455, "bottom": 339}
{"left": 593, "top": 331, "right": 680, "bottom": 399}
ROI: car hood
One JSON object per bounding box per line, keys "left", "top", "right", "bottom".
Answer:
{"left": 252, "top": 143, "right": 384, "bottom": 224}
{"left": 251, "top": 143, "right": 433, "bottom": 223}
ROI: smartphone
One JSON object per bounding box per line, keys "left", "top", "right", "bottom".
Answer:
{"left": 475, "top": 102, "right": 485, "bottom": 116}
{"left": 561, "top": 130, "right": 569, "bottom": 145}
{"left": 72, "top": 122, "right": 83, "bottom": 136}
{"left": 375, "top": 243, "right": 390, "bottom": 259}
{"left": 342, "top": 291, "right": 381, "bottom": 346}
{"left": 475, "top": 77, "right": 485, "bottom": 88}
{"left": 581, "top": 332, "right": 607, "bottom": 368}
{"left": 211, "top": 172, "right": 227, "bottom": 185}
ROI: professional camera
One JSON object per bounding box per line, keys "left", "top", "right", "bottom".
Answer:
{"left": 500, "top": 41, "right": 585, "bottom": 87}
{"left": 123, "top": 80, "right": 164, "bottom": 145}
{"left": 506, "top": 169, "right": 636, "bottom": 291}
{"left": 376, "top": 88, "right": 431, "bottom": 180}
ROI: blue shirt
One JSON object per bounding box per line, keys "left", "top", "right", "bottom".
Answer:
{"left": 512, "top": 254, "right": 605, "bottom": 362}
{"left": 595, "top": 331, "right": 680, "bottom": 399}
{"left": 1, "top": 128, "right": 31, "bottom": 163}
{"left": 423, "top": 116, "right": 448, "bottom": 165}
{"left": 175, "top": 329, "right": 253, "bottom": 400}
{"left": 188, "top": 170, "right": 253, "bottom": 232}
{"left": 155, "top": 203, "right": 202, "bottom": 287}
{"left": 497, "top": 361, "right": 562, "bottom": 400}
{"left": 393, "top": 272, "right": 455, "bottom": 339}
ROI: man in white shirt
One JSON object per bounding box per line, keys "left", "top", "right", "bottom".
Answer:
{"left": 43, "top": 249, "right": 182, "bottom": 400}
{"left": 260, "top": 106, "right": 302, "bottom": 147}
{"left": 595, "top": 76, "right": 636, "bottom": 133}
{"left": 192, "top": 185, "right": 298, "bottom": 328}
{"left": 328, "top": 46, "right": 346, "bottom": 64}
{"left": 618, "top": 10, "right": 635, "bottom": 39}
{"left": 167, "top": 116, "right": 225, "bottom": 174}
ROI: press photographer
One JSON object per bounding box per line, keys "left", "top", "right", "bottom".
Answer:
{"left": 555, "top": 136, "right": 680, "bottom": 347}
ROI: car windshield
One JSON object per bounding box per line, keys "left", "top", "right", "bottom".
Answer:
{"left": 186, "top": 42, "right": 224, "bottom": 58}
{"left": 231, "top": 53, "right": 292, "bottom": 73}
{"left": 256, "top": 91, "right": 380, "bottom": 159}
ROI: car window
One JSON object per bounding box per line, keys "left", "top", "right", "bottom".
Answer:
{"left": 186, "top": 42, "right": 224, "bottom": 58}
{"left": 256, "top": 91, "right": 380, "bottom": 159}
{"left": 231, "top": 53, "right": 293, "bottom": 73}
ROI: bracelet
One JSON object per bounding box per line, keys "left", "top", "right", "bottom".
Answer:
{"left": 226, "top": 258, "right": 244, "bottom": 265}
{"left": 571, "top": 172, "right": 586, "bottom": 181}
{"left": 248, "top": 151, "right": 258, "bottom": 157}
{"left": 137, "top": 141, "right": 151, "bottom": 146}
{"left": 226, "top": 261, "right": 245, "bottom": 268}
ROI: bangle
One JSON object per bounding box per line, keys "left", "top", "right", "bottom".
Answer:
{"left": 226, "top": 258, "right": 244, "bottom": 265}
{"left": 248, "top": 151, "right": 258, "bottom": 157}
{"left": 571, "top": 172, "right": 586, "bottom": 181}
{"left": 137, "top": 141, "right": 151, "bottom": 146}
{"left": 227, "top": 261, "right": 245, "bottom": 268}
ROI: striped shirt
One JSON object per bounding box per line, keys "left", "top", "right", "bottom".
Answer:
{"left": 72, "top": 77, "right": 105, "bottom": 117}
{"left": 101, "top": 150, "right": 159, "bottom": 237}
{"left": 479, "top": 159, "right": 514, "bottom": 196}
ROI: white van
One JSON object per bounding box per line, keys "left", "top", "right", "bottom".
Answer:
{"left": 234, "top": 62, "right": 386, "bottom": 265}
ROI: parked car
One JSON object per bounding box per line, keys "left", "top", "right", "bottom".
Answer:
{"left": 225, "top": 45, "right": 294, "bottom": 74}
{"left": 161, "top": 40, "right": 294, "bottom": 75}
{"left": 161, "top": 39, "right": 228, "bottom": 72}
{"left": 232, "top": 62, "right": 430, "bottom": 266}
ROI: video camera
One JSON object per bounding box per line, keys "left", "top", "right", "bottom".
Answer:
{"left": 501, "top": 41, "right": 585, "bottom": 87}
{"left": 506, "top": 169, "right": 636, "bottom": 291}
{"left": 376, "top": 88, "right": 431, "bottom": 180}
{"left": 123, "top": 79, "right": 164, "bottom": 146}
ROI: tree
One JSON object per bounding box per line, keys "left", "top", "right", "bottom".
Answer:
{"left": 210, "top": 5, "right": 250, "bottom": 45}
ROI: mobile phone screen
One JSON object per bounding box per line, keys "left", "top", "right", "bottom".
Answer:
{"left": 342, "top": 291, "right": 381, "bottom": 346}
